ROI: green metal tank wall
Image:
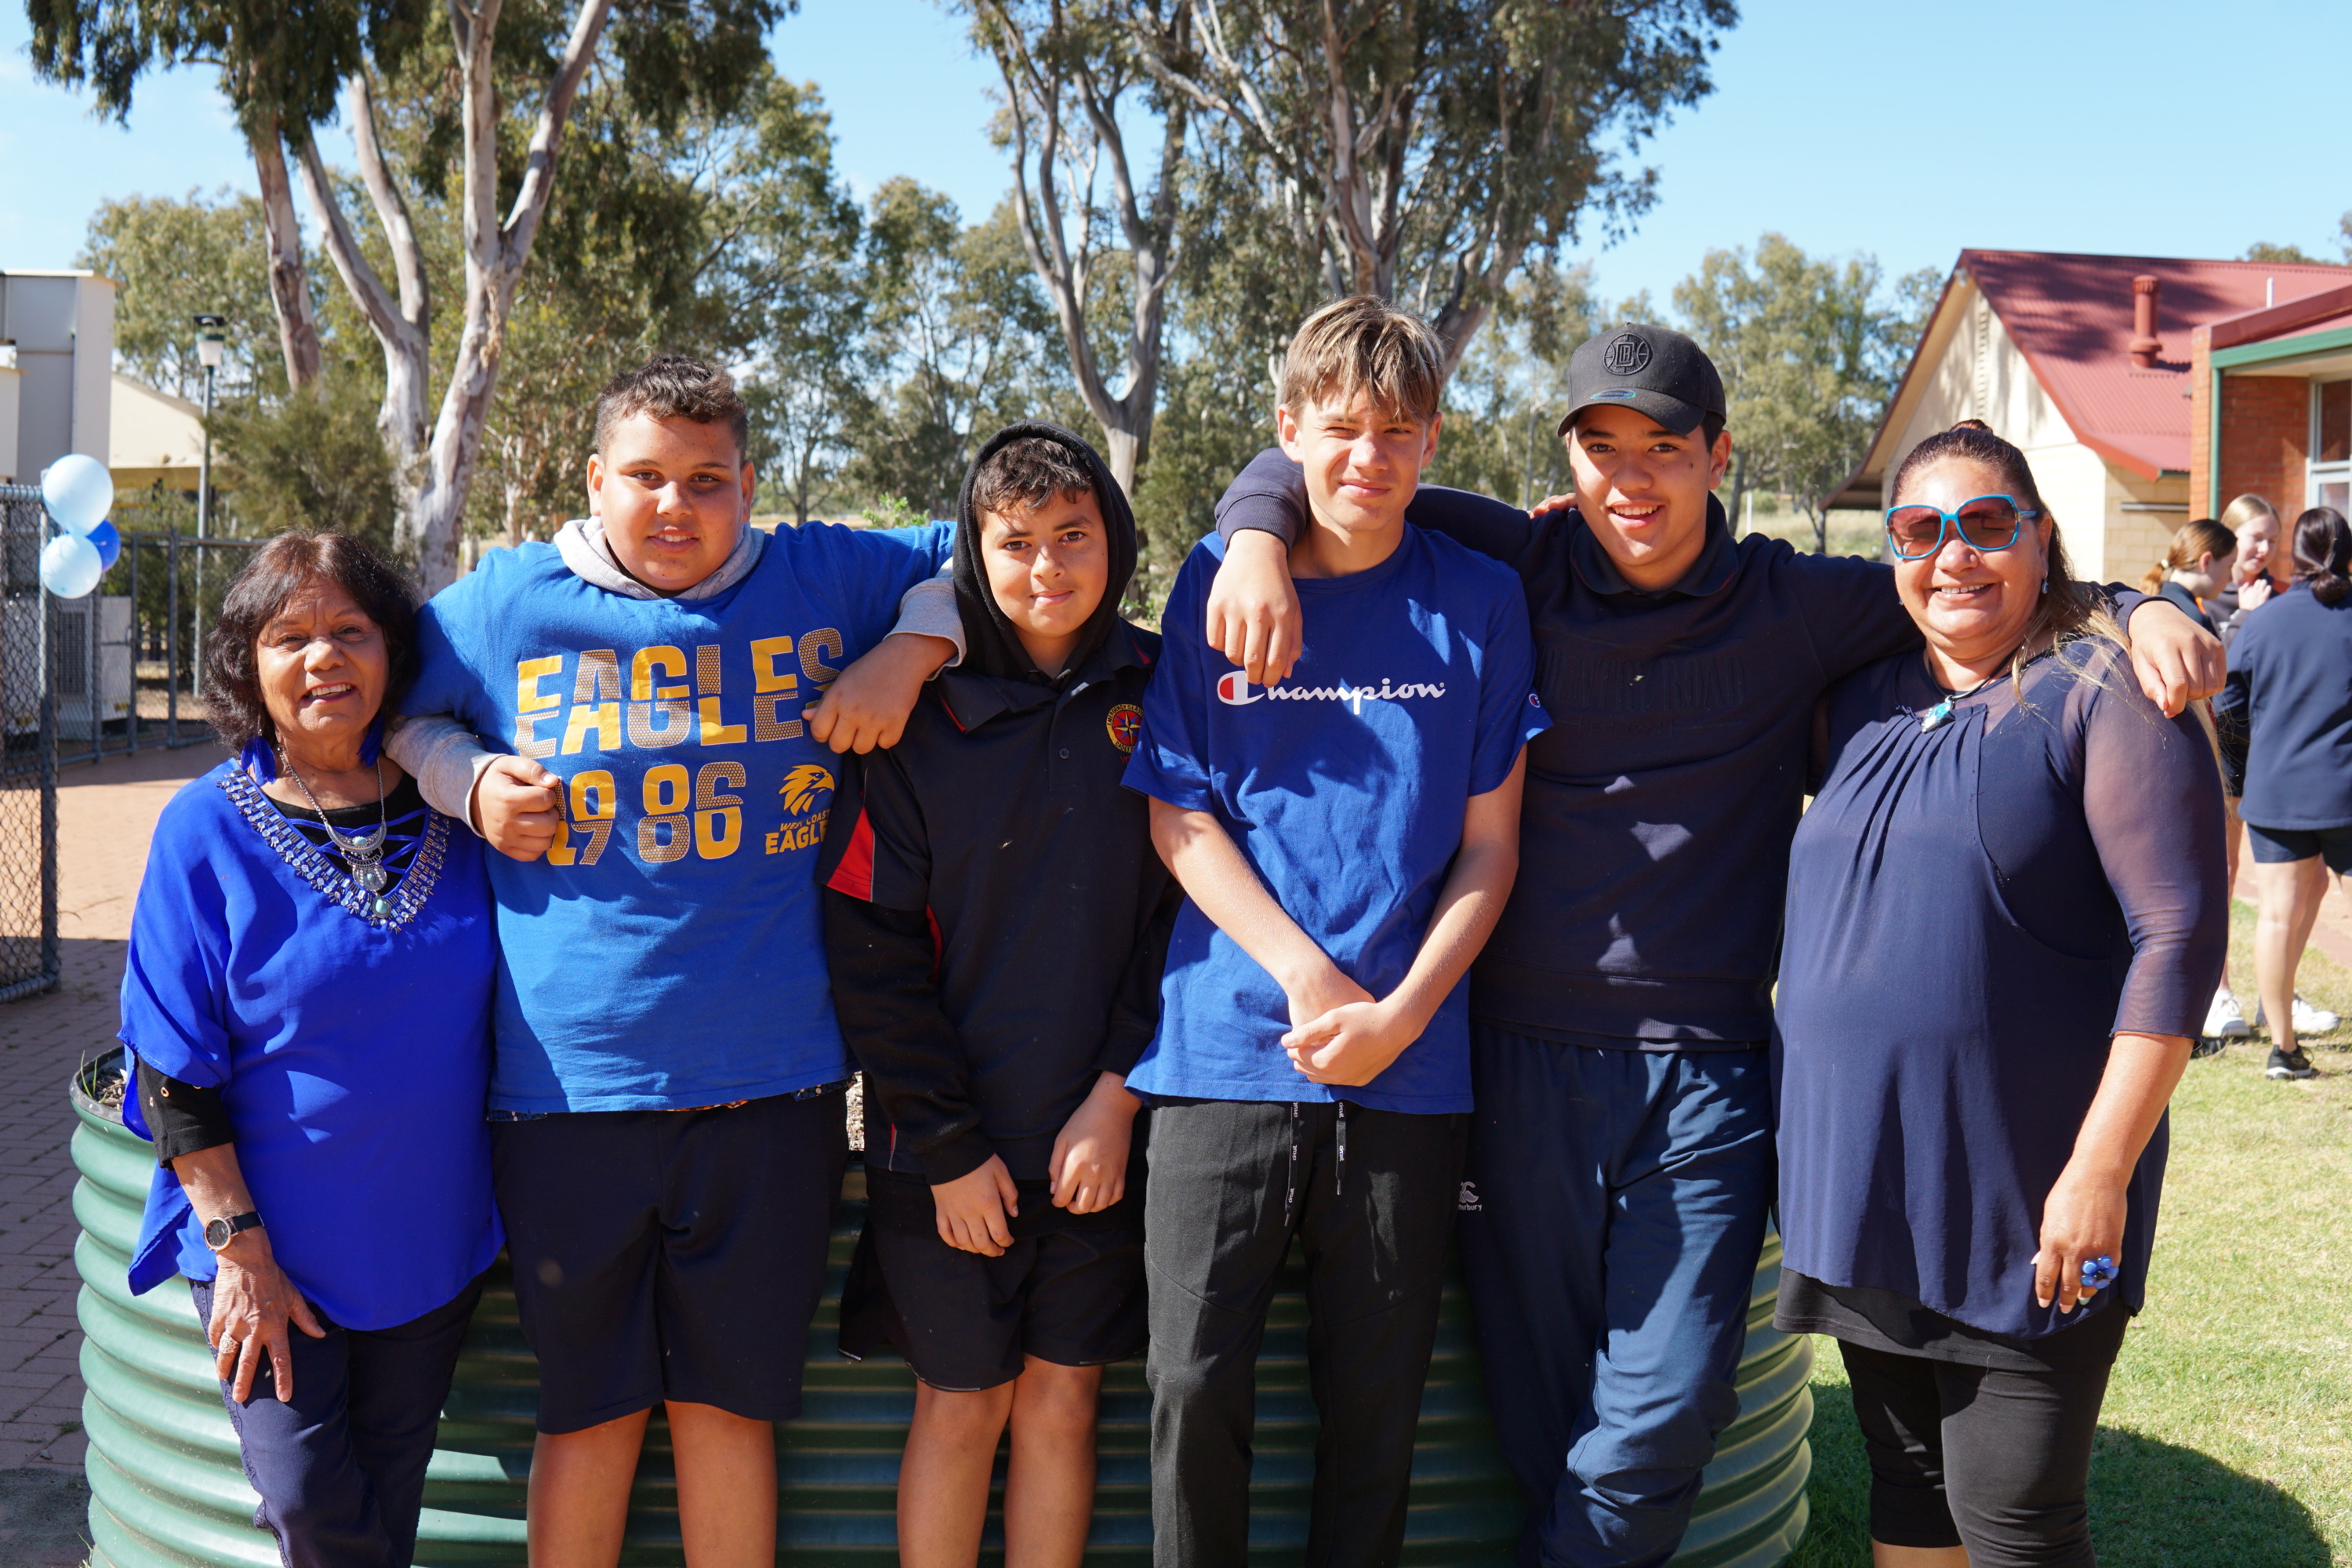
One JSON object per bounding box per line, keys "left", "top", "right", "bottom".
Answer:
{"left": 70, "top": 1054, "right": 1809, "bottom": 1566}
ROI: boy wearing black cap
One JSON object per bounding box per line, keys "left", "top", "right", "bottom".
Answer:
{"left": 1204, "top": 324, "right": 2225, "bottom": 1567}
{"left": 818, "top": 423, "right": 1176, "bottom": 1568}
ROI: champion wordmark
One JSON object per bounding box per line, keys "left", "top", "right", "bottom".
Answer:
{"left": 1216, "top": 671, "right": 1446, "bottom": 713}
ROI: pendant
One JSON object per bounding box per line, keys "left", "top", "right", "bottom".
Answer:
{"left": 1920, "top": 699, "right": 1955, "bottom": 732}
{"left": 370, "top": 895, "right": 393, "bottom": 919}
{"left": 354, "top": 861, "right": 390, "bottom": 895}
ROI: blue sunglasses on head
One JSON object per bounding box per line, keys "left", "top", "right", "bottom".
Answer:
{"left": 1884, "top": 494, "right": 2042, "bottom": 561}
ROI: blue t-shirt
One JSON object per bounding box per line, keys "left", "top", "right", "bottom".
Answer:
{"left": 118, "top": 764, "right": 502, "bottom": 1331}
{"left": 405, "top": 521, "right": 953, "bottom": 1112}
{"left": 1122, "top": 527, "right": 1548, "bottom": 1112}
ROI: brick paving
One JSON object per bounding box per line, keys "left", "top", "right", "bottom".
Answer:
{"left": 0, "top": 746, "right": 212, "bottom": 1496}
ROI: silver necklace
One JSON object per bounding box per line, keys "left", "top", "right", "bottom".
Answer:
{"left": 279, "top": 750, "right": 394, "bottom": 917}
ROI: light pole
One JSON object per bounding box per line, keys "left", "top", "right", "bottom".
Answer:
{"left": 191, "top": 314, "right": 225, "bottom": 700}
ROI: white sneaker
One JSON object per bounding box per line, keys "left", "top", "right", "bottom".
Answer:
{"left": 2251, "top": 995, "right": 2340, "bottom": 1034}
{"left": 2205, "top": 989, "right": 2252, "bottom": 1039}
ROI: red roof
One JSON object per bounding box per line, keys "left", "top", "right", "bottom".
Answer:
{"left": 1960, "top": 249, "right": 2352, "bottom": 477}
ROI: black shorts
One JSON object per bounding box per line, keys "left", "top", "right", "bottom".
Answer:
{"left": 489, "top": 1084, "right": 848, "bottom": 1434}
{"left": 839, "top": 1166, "right": 1145, "bottom": 1392}
{"left": 2246, "top": 820, "right": 2352, "bottom": 873}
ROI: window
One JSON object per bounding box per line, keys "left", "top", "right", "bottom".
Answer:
{"left": 2312, "top": 380, "right": 2350, "bottom": 516}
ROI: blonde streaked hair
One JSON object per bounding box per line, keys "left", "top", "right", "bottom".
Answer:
{"left": 1278, "top": 296, "right": 1444, "bottom": 426}
{"left": 2219, "top": 492, "right": 2280, "bottom": 539}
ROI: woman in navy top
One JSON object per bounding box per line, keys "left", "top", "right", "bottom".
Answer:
{"left": 118, "top": 533, "right": 499, "bottom": 1568}
{"left": 2214, "top": 507, "right": 2352, "bottom": 1081}
{"left": 1776, "top": 423, "right": 2227, "bottom": 1568}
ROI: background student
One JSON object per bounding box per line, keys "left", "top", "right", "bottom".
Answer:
{"left": 820, "top": 423, "right": 1176, "bottom": 1568}
{"left": 2216, "top": 506, "right": 2352, "bottom": 1082}
{"left": 1776, "top": 421, "right": 2227, "bottom": 1568}
{"left": 1202, "top": 330, "right": 2225, "bottom": 1568}
{"left": 385, "top": 356, "right": 964, "bottom": 1568}
{"left": 1125, "top": 296, "right": 1545, "bottom": 1568}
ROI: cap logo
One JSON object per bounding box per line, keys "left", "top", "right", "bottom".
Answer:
{"left": 1602, "top": 332, "right": 1652, "bottom": 376}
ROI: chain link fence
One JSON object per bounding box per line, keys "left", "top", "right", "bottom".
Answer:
{"left": 2, "top": 484, "right": 261, "bottom": 1000}
{"left": 1, "top": 485, "right": 60, "bottom": 1000}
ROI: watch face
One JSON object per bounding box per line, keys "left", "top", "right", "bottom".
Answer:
{"left": 204, "top": 1218, "right": 230, "bottom": 1248}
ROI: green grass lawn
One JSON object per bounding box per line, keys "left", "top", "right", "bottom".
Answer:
{"left": 1788, "top": 900, "right": 2352, "bottom": 1566}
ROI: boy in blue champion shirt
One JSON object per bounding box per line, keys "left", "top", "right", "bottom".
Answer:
{"left": 1123, "top": 296, "right": 1549, "bottom": 1568}
{"left": 820, "top": 422, "right": 1179, "bottom": 1568}
{"left": 384, "top": 355, "right": 966, "bottom": 1568}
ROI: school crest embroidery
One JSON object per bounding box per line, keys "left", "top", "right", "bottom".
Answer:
{"left": 1105, "top": 703, "right": 1142, "bottom": 755}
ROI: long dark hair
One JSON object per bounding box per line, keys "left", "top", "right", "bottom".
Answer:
{"left": 1889, "top": 420, "right": 2123, "bottom": 682}
{"left": 2290, "top": 506, "right": 2352, "bottom": 607}
{"left": 202, "top": 532, "right": 420, "bottom": 754}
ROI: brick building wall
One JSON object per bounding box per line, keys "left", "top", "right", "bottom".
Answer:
{"left": 2215, "top": 374, "right": 2308, "bottom": 518}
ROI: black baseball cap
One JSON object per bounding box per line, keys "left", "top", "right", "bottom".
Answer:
{"left": 1556, "top": 324, "right": 1726, "bottom": 440}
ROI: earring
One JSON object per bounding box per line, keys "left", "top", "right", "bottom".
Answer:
{"left": 2041, "top": 575, "right": 2049, "bottom": 596}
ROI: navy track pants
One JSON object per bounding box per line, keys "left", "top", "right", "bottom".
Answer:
{"left": 1457, "top": 1026, "right": 1773, "bottom": 1568}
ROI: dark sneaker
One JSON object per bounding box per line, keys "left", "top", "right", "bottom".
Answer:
{"left": 2266, "top": 1047, "right": 2318, "bottom": 1080}
{"left": 2190, "top": 1035, "right": 2227, "bottom": 1061}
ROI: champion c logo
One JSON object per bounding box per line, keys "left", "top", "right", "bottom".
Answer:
{"left": 1216, "top": 671, "right": 1263, "bottom": 706}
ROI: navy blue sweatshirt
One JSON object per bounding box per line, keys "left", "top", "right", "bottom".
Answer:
{"left": 1217, "top": 449, "right": 2159, "bottom": 1049}
{"left": 820, "top": 621, "right": 1178, "bottom": 1189}
{"left": 2215, "top": 582, "right": 2352, "bottom": 830}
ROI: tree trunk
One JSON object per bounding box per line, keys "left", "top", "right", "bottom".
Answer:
{"left": 249, "top": 118, "right": 323, "bottom": 394}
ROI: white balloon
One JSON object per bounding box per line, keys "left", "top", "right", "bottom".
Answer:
{"left": 42, "top": 454, "right": 114, "bottom": 537}
{"left": 40, "top": 533, "right": 105, "bottom": 600}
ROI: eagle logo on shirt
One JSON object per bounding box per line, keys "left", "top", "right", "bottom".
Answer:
{"left": 782, "top": 764, "right": 834, "bottom": 817}
{"left": 1106, "top": 703, "right": 1142, "bottom": 755}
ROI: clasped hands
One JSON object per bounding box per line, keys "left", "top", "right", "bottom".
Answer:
{"left": 930, "top": 1073, "right": 1142, "bottom": 1258}
{"left": 1280, "top": 963, "right": 1416, "bottom": 1088}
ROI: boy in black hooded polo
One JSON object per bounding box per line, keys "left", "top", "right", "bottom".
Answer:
{"left": 819, "top": 422, "right": 1177, "bottom": 1568}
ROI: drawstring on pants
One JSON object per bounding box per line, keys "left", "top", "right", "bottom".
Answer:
{"left": 1285, "top": 1103, "right": 1301, "bottom": 1220}
{"left": 1335, "top": 1102, "right": 1347, "bottom": 1197}
{"left": 1283, "top": 1102, "right": 1348, "bottom": 1222}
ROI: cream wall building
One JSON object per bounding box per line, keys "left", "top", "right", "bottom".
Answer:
{"left": 1832, "top": 251, "right": 2352, "bottom": 585}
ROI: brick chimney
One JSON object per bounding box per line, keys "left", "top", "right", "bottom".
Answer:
{"left": 2129, "top": 275, "right": 2162, "bottom": 368}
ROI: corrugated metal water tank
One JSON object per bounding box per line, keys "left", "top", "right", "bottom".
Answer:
{"left": 70, "top": 1052, "right": 1809, "bottom": 1565}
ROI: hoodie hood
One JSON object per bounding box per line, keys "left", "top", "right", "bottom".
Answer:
{"left": 953, "top": 421, "right": 1138, "bottom": 681}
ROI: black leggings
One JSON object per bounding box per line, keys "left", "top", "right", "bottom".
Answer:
{"left": 1840, "top": 1330, "right": 2122, "bottom": 1568}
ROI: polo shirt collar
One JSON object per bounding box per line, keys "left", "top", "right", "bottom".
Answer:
{"left": 936, "top": 619, "right": 1152, "bottom": 732}
{"left": 1566, "top": 493, "right": 1737, "bottom": 600}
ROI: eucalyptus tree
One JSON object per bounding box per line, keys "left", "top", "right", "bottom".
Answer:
{"left": 964, "top": 0, "right": 1192, "bottom": 492}
{"left": 31, "top": 0, "right": 786, "bottom": 589}
{"left": 1673, "top": 234, "right": 1938, "bottom": 551}
{"left": 1128, "top": 0, "right": 1735, "bottom": 376}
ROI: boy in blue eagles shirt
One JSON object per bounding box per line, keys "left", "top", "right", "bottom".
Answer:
{"left": 386, "top": 355, "right": 964, "bottom": 1568}
{"left": 821, "top": 422, "right": 1178, "bottom": 1568}
{"left": 1123, "top": 296, "right": 1548, "bottom": 1568}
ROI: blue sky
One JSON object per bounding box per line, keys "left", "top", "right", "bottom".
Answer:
{"left": 4, "top": 0, "right": 2348, "bottom": 313}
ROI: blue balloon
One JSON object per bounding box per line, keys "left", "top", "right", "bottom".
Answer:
{"left": 87, "top": 519, "right": 122, "bottom": 572}
{"left": 41, "top": 454, "right": 114, "bottom": 536}
{"left": 40, "top": 533, "right": 104, "bottom": 599}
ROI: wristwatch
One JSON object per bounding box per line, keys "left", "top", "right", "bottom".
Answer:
{"left": 203, "top": 1211, "right": 264, "bottom": 1252}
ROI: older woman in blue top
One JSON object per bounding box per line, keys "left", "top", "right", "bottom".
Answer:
{"left": 1775, "top": 422, "right": 2227, "bottom": 1568}
{"left": 2215, "top": 506, "right": 2352, "bottom": 1082}
{"left": 118, "top": 532, "right": 499, "bottom": 1568}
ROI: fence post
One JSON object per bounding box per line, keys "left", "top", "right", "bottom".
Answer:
{"left": 126, "top": 539, "right": 140, "bottom": 757}
{"left": 166, "top": 526, "right": 180, "bottom": 750}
